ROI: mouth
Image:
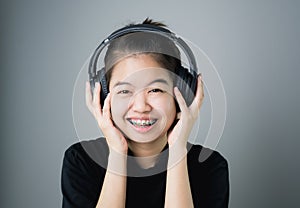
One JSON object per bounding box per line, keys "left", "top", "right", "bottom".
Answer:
{"left": 126, "top": 118, "right": 157, "bottom": 128}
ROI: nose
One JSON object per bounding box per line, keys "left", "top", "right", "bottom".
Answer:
{"left": 130, "top": 91, "right": 151, "bottom": 113}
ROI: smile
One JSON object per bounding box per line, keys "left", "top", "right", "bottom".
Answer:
{"left": 126, "top": 118, "right": 157, "bottom": 127}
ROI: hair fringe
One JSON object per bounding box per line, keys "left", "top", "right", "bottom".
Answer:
{"left": 142, "top": 17, "right": 167, "bottom": 27}
{"left": 126, "top": 18, "right": 167, "bottom": 28}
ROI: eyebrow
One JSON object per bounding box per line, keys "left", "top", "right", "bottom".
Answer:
{"left": 113, "top": 78, "right": 170, "bottom": 88}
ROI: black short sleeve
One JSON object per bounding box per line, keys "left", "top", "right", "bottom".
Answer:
{"left": 61, "top": 140, "right": 108, "bottom": 208}
{"left": 188, "top": 145, "right": 230, "bottom": 208}
{"left": 61, "top": 140, "right": 229, "bottom": 208}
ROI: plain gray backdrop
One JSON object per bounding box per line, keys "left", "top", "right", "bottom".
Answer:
{"left": 1, "top": 0, "right": 299, "bottom": 207}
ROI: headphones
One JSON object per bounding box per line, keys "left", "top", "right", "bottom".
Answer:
{"left": 88, "top": 24, "right": 198, "bottom": 108}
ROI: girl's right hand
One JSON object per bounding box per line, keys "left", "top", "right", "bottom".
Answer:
{"left": 85, "top": 82, "right": 128, "bottom": 155}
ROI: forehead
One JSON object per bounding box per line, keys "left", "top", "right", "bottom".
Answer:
{"left": 109, "top": 55, "right": 173, "bottom": 85}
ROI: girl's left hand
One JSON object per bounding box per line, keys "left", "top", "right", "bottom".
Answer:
{"left": 167, "top": 75, "right": 204, "bottom": 151}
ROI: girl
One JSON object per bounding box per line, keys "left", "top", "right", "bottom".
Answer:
{"left": 61, "top": 19, "right": 229, "bottom": 208}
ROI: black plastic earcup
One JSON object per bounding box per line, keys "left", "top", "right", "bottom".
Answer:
{"left": 98, "top": 68, "right": 109, "bottom": 107}
{"left": 175, "top": 66, "right": 198, "bottom": 108}
{"left": 90, "top": 68, "right": 109, "bottom": 107}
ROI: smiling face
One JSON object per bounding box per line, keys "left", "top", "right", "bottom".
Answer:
{"left": 109, "top": 54, "right": 177, "bottom": 144}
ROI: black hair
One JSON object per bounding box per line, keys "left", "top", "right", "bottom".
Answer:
{"left": 104, "top": 18, "right": 182, "bottom": 87}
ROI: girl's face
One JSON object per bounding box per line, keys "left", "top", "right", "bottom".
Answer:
{"left": 109, "top": 54, "right": 177, "bottom": 143}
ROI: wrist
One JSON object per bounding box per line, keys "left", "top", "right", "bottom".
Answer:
{"left": 168, "top": 139, "right": 187, "bottom": 155}
{"left": 107, "top": 149, "right": 127, "bottom": 175}
{"left": 168, "top": 143, "right": 187, "bottom": 169}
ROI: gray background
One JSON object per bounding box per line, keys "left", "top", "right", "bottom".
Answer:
{"left": 1, "top": 0, "right": 299, "bottom": 207}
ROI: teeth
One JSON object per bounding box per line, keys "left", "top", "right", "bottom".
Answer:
{"left": 129, "top": 119, "right": 156, "bottom": 126}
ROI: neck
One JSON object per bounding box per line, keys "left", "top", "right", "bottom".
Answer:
{"left": 127, "top": 135, "right": 168, "bottom": 169}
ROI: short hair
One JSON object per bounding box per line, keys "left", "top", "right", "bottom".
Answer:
{"left": 104, "top": 18, "right": 182, "bottom": 86}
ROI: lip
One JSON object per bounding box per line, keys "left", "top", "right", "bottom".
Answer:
{"left": 126, "top": 117, "right": 158, "bottom": 133}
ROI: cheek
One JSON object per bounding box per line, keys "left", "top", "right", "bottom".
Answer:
{"left": 152, "top": 96, "right": 176, "bottom": 117}
{"left": 166, "top": 99, "right": 177, "bottom": 118}
{"left": 111, "top": 96, "right": 129, "bottom": 120}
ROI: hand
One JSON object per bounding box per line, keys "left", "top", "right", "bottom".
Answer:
{"left": 167, "top": 75, "right": 204, "bottom": 151}
{"left": 86, "top": 82, "right": 128, "bottom": 154}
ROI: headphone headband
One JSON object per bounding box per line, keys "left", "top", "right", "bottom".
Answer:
{"left": 88, "top": 24, "right": 197, "bottom": 79}
{"left": 107, "top": 24, "right": 173, "bottom": 40}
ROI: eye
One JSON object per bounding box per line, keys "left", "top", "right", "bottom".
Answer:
{"left": 117, "top": 90, "right": 131, "bottom": 94}
{"left": 148, "top": 88, "right": 164, "bottom": 93}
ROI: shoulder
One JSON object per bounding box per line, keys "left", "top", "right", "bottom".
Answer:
{"left": 63, "top": 138, "right": 109, "bottom": 171}
{"left": 187, "top": 143, "right": 228, "bottom": 164}
{"left": 186, "top": 143, "right": 229, "bottom": 175}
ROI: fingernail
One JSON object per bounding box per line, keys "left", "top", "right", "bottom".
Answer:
{"left": 174, "top": 87, "right": 179, "bottom": 93}
{"left": 198, "top": 74, "right": 203, "bottom": 81}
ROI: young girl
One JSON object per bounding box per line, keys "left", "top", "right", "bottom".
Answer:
{"left": 61, "top": 19, "right": 229, "bottom": 208}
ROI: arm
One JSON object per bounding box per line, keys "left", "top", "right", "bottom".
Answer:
{"left": 86, "top": 82, "right": 128, "bottom": 208}
{"left": 165, "top": 75, "right": 204, "bottom": 208}
{"left": 165, "top": 148, "right": 193, "bottom": 208}
{"left": 96, "top": 151, "right": 127, "bottom": 208}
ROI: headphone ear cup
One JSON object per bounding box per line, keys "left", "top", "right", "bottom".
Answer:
{"left": 89, "top": 77, "right": 96, "bottom": 96}
{"left": 90, "top": 68, "right": 109, "bottom": 108}
{"left": 175, "top": 66, "right": 197, "bottom": 108}
{"left": 97, "top": 68, "right": 109, "bottom": 107}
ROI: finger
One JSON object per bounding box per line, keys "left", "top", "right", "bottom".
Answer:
{"left": 92, "top": 82, "right": 101, "bottom": 106}
{"left": 92, "top": 82, "right": 102, "bottom": 118}
{"left": 174, "top": 87, "right": 189, "bottom": 115}
{"left": 176, "top": 112, "right": 181, "bottom": 119}
{"left": 190, "top": 74, "right": 204, "bottom": 111}
{"left": 85, "top": 81, "right": 93, "bottom": 112}
{"left": 102, "top": 93, "right": 113, "bottom": 125}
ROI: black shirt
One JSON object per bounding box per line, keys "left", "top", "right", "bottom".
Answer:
{"left": 61, "top": 138, "right": 229, "bottom": 208}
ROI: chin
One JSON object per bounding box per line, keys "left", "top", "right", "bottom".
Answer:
{"left": 124, "top": 132, "right": 163, "bottom": 144}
